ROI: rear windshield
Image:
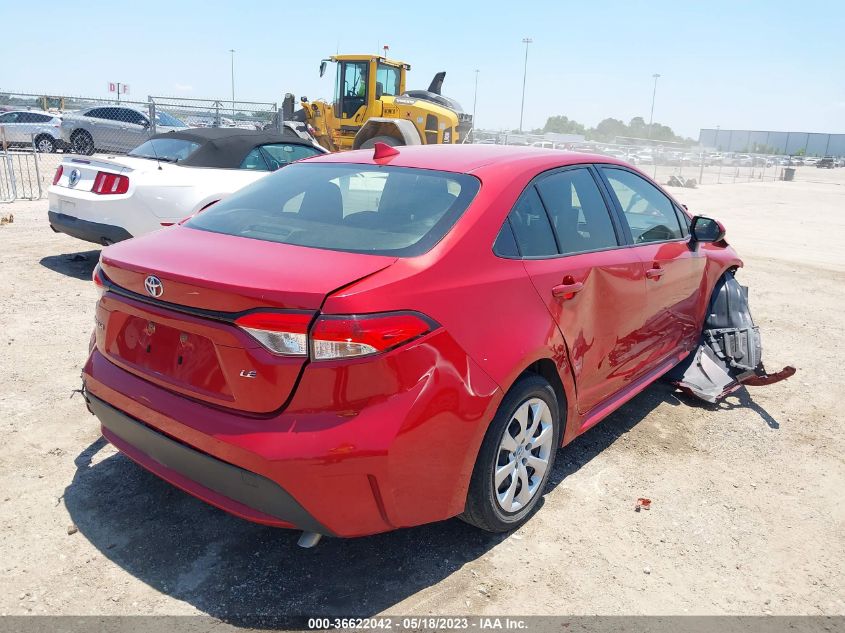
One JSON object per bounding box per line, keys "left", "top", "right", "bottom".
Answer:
{"left": 185, "top": 163, "right": 480, "bottom": 256}
{"left": 129, "top": 138, "right": 200, "bottom": 162}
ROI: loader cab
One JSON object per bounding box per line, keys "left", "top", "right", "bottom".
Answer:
{"left": 321, "top": 55, "right": 408, "bottom": 125}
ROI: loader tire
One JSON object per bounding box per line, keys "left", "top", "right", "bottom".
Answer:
{"left": 359, "top": 135, "right": 402, "bottom": 149}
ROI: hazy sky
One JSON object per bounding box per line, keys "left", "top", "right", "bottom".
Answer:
{"left": 4, "top": 0, "right": 844, "bottom": 138}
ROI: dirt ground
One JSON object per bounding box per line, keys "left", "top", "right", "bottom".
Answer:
{"left": 0, "top": 167, "right": 843, "bottom": 620}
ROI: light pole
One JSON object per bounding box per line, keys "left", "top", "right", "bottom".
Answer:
{"left": 229, "top": 49, "right": 236, "bottom": 116}
{"left": 647, "top": 73, "right": 660, "bottom": 140}
{"left": 472, "top": 69, "right": 480, "bottom": 141}
{"left": 519, "top": 38, "right": 532, "bottom": 133}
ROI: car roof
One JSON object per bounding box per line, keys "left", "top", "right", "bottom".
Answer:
{"left": 143, "top": 127, "right": 325, "bottom": 168}
{"left": 307, "top": 143, "right": 629, "bottom": 175}
{"left": 3, "top": 109, "right": 55, "bottom": 116}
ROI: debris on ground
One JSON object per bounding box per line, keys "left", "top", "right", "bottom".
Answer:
{"left": 0, "top": 213, "right": 13, "bottom": 226}
{"left": 635, "top": 498, "right": 652, "bottom": 512}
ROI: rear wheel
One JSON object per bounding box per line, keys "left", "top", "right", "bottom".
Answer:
{"left": 461, "top": 374, "right": 561, "bottom": 532}
{"left": 359, "top": 135, "right": 402, "bottom": 150}
{"left": 34, "top": 134, "right": 56, "bottom": 153}
{"left": 71, "top": 130, "right": 95, "bottom": 155}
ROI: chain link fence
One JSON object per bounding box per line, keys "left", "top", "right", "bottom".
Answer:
{"left": 0, "top": 91, "right": 281, "bottom": 200}
{"left": 471, "top": 130, "right": 844, "bottom": 187}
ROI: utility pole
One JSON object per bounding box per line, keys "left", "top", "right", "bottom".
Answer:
{"left": 230, "top": 49, "right": 236, "bottom": 116}
{"left": 519, "top": 38, "right": 533, "bottom": 133}
{"left": 647, "top": 73, "right": 660, "bottom": 140}
{"left": 472, "top": 69, "right": 480, "bottom": 141}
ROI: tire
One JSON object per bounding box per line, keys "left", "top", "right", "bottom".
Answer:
{"left": 71, "top": 130, "right": 95, "bottom": 156}
{"left": 359, "top": 135, "right": 402, "bottom": 150}
{"left": 34, "top": 134, "right": 56, "bottom": 153}
{"left": 461, "top": 374, "right": 561, "bottom": 532}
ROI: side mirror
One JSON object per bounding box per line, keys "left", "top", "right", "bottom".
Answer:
{"left": 690, "top": 215, "right": 725, "bottom": 243}
{"left": 319, "top": 61, "right": 327, "bottom": 78}
{"left": 375, "top": 81, "right": 384, "bottom": 100}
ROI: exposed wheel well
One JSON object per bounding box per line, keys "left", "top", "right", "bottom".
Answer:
{"left": 517, "top": 359, "right": 567, "bottom": 428}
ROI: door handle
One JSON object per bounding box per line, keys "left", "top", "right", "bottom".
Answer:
{"left": 552, "top": 281, "right": 584, "bottom": 299}
{"left": 645, "top": 265, "right": 665, "bottom": 280}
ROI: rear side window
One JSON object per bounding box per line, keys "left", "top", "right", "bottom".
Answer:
{"left": 186, "top": 163, "right": 480, "bottom": 256}
{"left": 601, "top": 168, "right": 683, "bottom": 244}
{"left": 240, "top": 147, "right": 270, "bottom": 171}
{"left": 129, "top": 138, "right": 200, "bottom": 162}
{"left": 505, "top": 187, "right": 558, "bottom": 257}
{"left": 536, "top": 168, "right": 618, "bottom": 255}
{"left": 259, "top": 143, "right": 322, "bottom": 169}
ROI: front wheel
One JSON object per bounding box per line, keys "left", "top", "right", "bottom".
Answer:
{"left": 461, "top": 374, "right": 561, "bottom": 532}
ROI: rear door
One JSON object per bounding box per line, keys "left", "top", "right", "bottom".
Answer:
{"left": 505, "top": 167, "right": 651, "bottom": 414}
{"left": 0, "top": 112, "right": 24, "bottom": 142}
{"left": 598, "top": 166, "right": 706, "bottom": 363}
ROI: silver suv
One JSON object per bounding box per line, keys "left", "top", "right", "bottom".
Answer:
{"left": 0, "top": 110, "right": 64, "bottom": 152}
{"left": 60, "top": 106, "right": 187, "bottom": 155}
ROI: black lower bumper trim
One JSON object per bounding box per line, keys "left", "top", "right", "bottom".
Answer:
{"left": 86, "top": 392, "right": 331, "bottom": 535}
{"left": 48, "top": 211, "right": 133, "bottom": 245}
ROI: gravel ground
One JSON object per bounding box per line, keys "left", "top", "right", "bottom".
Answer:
{"left": 0, "top": 169, "right": 843, "bottom": 620}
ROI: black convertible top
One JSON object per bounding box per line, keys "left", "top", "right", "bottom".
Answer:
{"left": 143, "top": 127, "right": 324, "bottom": 168}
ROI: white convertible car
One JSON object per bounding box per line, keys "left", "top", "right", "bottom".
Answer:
{"left": 47, "top": 126, "right": 326, "bottom": 245}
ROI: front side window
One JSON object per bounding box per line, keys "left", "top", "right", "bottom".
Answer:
{"left": 120, "top": 109, "right": 146, "bottom": 125}
{"left": 239, "top": 147, "right": 269, "bottom": 170}
{"left": 376, "top": 64, "right": 401, "bottom": 96}
{"left": 186, "top": 163, "right": 480, "bottom": 256}
{"left": 601, "top": 167, "right": 683, "bottom": 244}
{"left": 536, "top": 168, "right": 619, "bottom": 255}
{"left": 129, "top": 138, "right": 200, "bottom": 163}
{"left": 505, "top": 187, "right": 558, "bottom": 257}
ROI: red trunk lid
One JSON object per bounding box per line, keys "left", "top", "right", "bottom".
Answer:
{"left": 95, "top": 226, "right": 395, "bottom": 413}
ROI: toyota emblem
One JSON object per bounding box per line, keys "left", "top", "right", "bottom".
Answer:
{"left": 68, "top": 169, "right": 81, "bottom": 188}
{"left": 144, "top": 275, "right": 164, "bottom": 298}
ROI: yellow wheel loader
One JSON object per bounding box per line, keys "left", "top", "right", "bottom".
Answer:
{"left": 289, "top": 54, "right": 472, "bottom": 152}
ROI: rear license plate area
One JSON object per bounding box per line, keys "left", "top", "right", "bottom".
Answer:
{"left": 111, "top": 315, "right": 228, "bottom": 394}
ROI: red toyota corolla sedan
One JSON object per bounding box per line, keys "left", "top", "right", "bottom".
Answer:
{"left": 81, "top": 144, "right": 744, "bottom": 541}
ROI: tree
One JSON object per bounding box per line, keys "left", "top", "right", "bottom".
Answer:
{"left": 542, "top": 115, "right": 586, "bottom": 135}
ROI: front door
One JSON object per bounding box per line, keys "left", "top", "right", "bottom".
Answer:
{"left": 508, "top": 167, "right": 652, "bottom": 414}
{"left": 599, "top": 166, "right": 707, "bottom": 364}
{"left": 334, "top": 61, "right": 370, "bottom": 143}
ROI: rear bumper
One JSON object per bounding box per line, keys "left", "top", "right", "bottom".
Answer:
{"left": 86, "top": 392, "right": 332, "bottom": 534}
{"left": 82, "top": 334, "right": 501, "bottom": 537}
{"left": 49, "top": 210, "right": 133, "bottom": 245}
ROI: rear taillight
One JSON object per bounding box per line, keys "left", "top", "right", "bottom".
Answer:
{"left": 92, "top": 171, "right": 129, "bottom": 195}
{"left": 92, "top": 264, "right": 106, "bottom": 298}
{"left": 235, "top": 312, "right": 312, "bottom": 356}
{"left": 234, "top": 311, "right": 436, "bottom": 360}
{"left": 52, "top": 165, "right": 63, "bottom": 185}
{"left": 311, "top": 312, "right": 435, "bottom": 360}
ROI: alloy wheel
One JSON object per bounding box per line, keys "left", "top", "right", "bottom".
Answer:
{"left": 494, "top": 397, "right": 554, "bottom": 513}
